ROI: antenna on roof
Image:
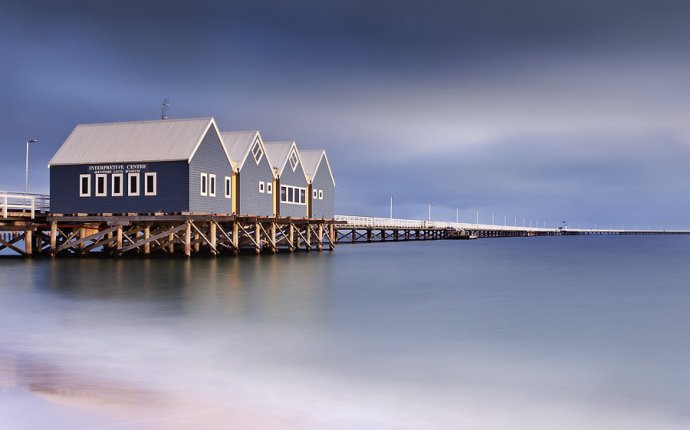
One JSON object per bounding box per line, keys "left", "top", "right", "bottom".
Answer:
{"left": 160, "top": 98, "right": 170, "bottom": 120}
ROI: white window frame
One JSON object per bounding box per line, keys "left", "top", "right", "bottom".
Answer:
{"left": 128, "top": 173, "right": 140, "bottom": 196}
{"left": 95, "top": 174, "right": 107, "bottom": 197}
{"left": 209, "top": 174, "right": 216, "bottom": 197}
{"left": 313, "top": 189, "right": 318, "bottom": 199}
{"left": 144, "top": 172, "right": 157, "bottom": 196}
{"left": 200, "top": 173, "right": 208, "bottom": 196}
{"left": 111, "top": 173, "right": 123, "bottom": 197}
{"left": 224, "top": 176, "right": 232, "bottom": 199}
{"left": 251, "top": 140, "right": 264, "bottom": 165}
{"left": 318, "top": 189, "right": 324, "bottom": 200}
{"left": 79, "top": 174, "right": 91, "bottom": 197}
{"left": 280, "top": 185, "right": 307, "bottom": 205}
{"left": 288, "top": 150, "right": 299, "bottom": 171}
{"left": 267, "top": 182, "right": 273, "bottom": 194}
{"left": 258, "top": 181, "right": 265, "bottom": 193}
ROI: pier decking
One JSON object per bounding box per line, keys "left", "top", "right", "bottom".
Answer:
{"left": 3, "top": 193, "right": 690, "bottom": 258}
{"left": 332, "top": 216, "right": 690, "bottom": 242}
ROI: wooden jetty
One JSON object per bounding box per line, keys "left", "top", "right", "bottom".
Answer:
{"left": 331, "top": 216, "right": 690, "bottom": 243}
{"left": 3, "top": 194, "right": 690, "bottom": 258}
{"left": 1, "top": 213, "right": 336, "bottom": 257}
{"left": 1, "top": 193, "right": 337, "bottom": 257}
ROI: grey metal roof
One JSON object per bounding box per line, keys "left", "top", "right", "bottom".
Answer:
{"left": 48, "top": 117, "right": 224, "bottom": 166}
{"left": 263, "top": 141, "right": 299, "bottom": 177}
{"left": 300, "top": 149, "right": 336, "bottom": 186}
{"left": 220, "top": 131, "right": 263, "bottom": 171}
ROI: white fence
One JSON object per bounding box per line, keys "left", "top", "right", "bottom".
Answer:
{"left": 1, "top": 192, "right": 50, "bottom": 219}
{"left": 334, "top": 215, "right": 556, "bottom": 232}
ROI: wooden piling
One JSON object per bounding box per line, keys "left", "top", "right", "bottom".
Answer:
{"left": 116, "top": 225, "right": 123, "bottom": 255}
{"left": 24, "top": 230, "right": 32, "bottom": 256}
{"left": 184, "top": 222, "right": 191, "bottom": 257}
{"left": 254, "top": 222, "right": 261, "bottom": 254}
{"left": 50, "top": 221, "right": 57, "bottom": 256}
{"left": 329, "top": 224, "right": 335, "bottom": 250}
{"left": 209, "top": 222, "right": 217, "bottom": 256}
{"left": 232, "top": 222, "right": 239, "bottom": 254}
{"left": 305, "top": 224, "right": 311, "bottom": 251}
{"left": 144, "top": 226, "right": 151, "bottom": 254}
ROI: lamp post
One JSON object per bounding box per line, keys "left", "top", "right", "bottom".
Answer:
{"left": 25, "top": 139, "right": 37, "bottom": 193}
{"left": 428, "top": 202, "right": 431, "bottom": 221}
{"left": 390, "top": 196, "right": 394, "bottom": 219}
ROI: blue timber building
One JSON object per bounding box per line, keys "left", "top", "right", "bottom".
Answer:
{"left": 48, "top": 118, "right": 234, "bottom": 215}
{"left": 221, "top": 131, "right": 275, "bottom": 216}
{"left": 300, "top": 149, "right": 336, "bottom": 218}
{"left": 264, "top": 141, "right": 309, "bottom": 218}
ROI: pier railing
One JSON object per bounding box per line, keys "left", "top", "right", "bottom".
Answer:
{"left": 0, "top": 192, "right": 50, "bottom": 219}
{"left": 334, "top": 215, "right": 555, "bottom": 232}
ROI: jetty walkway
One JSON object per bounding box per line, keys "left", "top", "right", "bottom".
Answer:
{"left": 2, "top": 192, "right": 689, "bottom": 258}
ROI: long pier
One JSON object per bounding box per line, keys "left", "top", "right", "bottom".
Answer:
{"left": 333, "top": 215, "right": 690, "bottom": 242}
{"left": 2, "top": 193, "right": 690, "bottom": 258}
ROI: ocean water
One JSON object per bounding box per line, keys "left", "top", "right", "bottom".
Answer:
{"left": 1, "top": 236, "right": 690, "bottom": 429}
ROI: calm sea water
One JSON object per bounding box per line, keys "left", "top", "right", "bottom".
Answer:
{"left": 1, "top": 236, "right": 690, "bottom": 429}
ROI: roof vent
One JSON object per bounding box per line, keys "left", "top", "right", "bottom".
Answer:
{"left": 160, "top": 97, "right": 170, "bottom": 120}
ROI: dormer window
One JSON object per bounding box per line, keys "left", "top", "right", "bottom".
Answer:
{"left": 251, "top": 139, "right": 263, "bottom": 164}
{"left": 289, "top": 149, "right": 299, "bottom": 171}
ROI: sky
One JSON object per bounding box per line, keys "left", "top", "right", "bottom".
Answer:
{"left": 2, "top": 0, "right": 690, "bottom": 228}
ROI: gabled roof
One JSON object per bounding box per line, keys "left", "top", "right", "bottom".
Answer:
{"left": 263, "top": 141, "right": 307, "bottom": 180}
{"left": 48, "top": 117, "right": 230, "bottom": 166}
{"left": 300, "top": 149, "right": 336, "bottom": 187}
{"left": 220, "top": 131, "right": 265, "bottom": 171}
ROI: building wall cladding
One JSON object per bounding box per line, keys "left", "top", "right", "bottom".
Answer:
{"left": 238, "top": 152, "right": 274, "bottom": 216}
{"left": 279, "top": 160, "right": 308, "bottom": 218}
{"left": 310, "top": 160, "right": 335, "bottom": 218}
{"left": 188, "top": 127, "right": 234, "bottom": 214}
{"left": 49, "top": 161, "right": 189, "bottom": 214}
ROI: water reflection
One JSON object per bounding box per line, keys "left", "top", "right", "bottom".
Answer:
{"left": 38, "top": 253, "right": 331, "bottom": 322}
{"left": 1, "top": 238, "right": 690, "bottom": 429}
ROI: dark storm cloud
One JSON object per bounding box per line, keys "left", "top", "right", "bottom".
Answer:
{"left": 2, "top": 0, "right": 690, "bottom": 226}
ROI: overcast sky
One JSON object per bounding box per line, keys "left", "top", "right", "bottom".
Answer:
{"left": 2, "top": 0, "right": 690, "bottom": 227}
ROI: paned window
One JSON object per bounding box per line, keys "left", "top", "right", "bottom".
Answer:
{"left": 251, "top": 140, "right": 264, "bottom": 164}
{"left": 95, "top": 174, "right": 107, "bottom": 197}
{"left": 267, "top": 183, "right": 273, "bottom": 194}
{"left": 225, "top": 176, "right": 232, "bottom": 199}
{"left": 259, "top": 181, "right": 265, "bottom": 193}
{"left": 128, "top": 173, "right": 140, "bottom": 196}
{"left": 318, "top": 190, "right": 323, "bottom": 200}
{"left": 313, "top": 189, "right": 317, "bottom": 199}
{"left": 112, "top": 174, "right": 123, "bottom": 196}
{"left": 79, "top": 174, "right": 91, "bottom": 197}
{"left": 145, "top": 172, "right": 157, "bottom": 196}
{"left": 209, "top": 174, "right": 216, "bottom": 197}
{"left": 280, "top": 185, "right": 307, "bottom": 205}
{"left": 200, "top": 173, "right": 208, "bottom": 196}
